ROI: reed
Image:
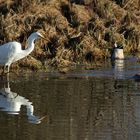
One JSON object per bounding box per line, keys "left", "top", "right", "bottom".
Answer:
{"left": 0, "top": 0, "right": 139, "bottom": 71}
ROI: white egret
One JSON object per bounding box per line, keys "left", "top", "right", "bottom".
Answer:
{"left": 0, "top": 32, "right": 44, "bottom": 74}
{"left": 111, "top": 42, "right": 124, "bottom": 60}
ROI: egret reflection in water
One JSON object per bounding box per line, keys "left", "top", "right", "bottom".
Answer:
{"left": 0, "top": 79, "right": 44, "bottom": 124}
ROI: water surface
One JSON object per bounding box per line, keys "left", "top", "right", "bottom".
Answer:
{"left": 0, "top": 57, "right": 140, "bottom": 140}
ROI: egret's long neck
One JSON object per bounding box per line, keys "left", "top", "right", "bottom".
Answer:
{"left": 13, "top": 33, "right": 38, "bottom": 62}
{"left": 24, "top": 35, "right": 36, "bottom": 56}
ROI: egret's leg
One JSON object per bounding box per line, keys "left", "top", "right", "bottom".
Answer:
{"left": 1, "top": 65, "right": 6, "bottom": 75}
{"left": 7, "top": 65, "right": 10, "bottom": 73}
{"left": 2, "top": 65, "right": 10, "bottom": 75}
{"left": 6, "top": 72, "right": 9, "bottom": 81}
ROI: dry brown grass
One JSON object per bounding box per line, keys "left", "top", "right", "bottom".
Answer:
{"left": 0, "top": 0, "right": 140, "bottom": 71}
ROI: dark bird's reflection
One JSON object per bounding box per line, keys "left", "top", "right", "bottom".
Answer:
{"left": 0, "top": 78, "right": 45, "bottom": 124}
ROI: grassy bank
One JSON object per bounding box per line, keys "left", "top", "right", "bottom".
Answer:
{"left": 0, "top": 0, "right": 140, "bottom": 72}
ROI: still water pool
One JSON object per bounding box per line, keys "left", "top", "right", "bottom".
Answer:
{"left": 0, "top": 58, "right": 140, "bottom": 140}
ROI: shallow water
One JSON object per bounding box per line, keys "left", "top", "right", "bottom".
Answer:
{"left": 0, "top": 57, "right": 140, "bottom": 140}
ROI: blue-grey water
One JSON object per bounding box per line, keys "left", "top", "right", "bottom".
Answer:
{"left": 0, "top": 57, "right": 140, "bottom": 140}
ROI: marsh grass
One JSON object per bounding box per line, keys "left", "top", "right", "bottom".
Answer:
{"left": 0, "top": 0, "right": 140, "bottom": 71}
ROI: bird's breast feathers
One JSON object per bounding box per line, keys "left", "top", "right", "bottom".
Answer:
{"left": 0, "top": 41, "right": 22, "bottom": 65}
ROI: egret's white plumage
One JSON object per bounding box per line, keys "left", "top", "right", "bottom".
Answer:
{"left": 0, "top": 81, "right": 45, "bottom": 124}
{"left": 0, "top": 32, "right": 43, "bottom": 74}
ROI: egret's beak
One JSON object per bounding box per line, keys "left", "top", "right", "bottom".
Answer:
{"left": 40, "top": 34, "right": 50, "bottom": 42}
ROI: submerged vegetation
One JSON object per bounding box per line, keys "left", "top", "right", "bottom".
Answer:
{"left": 0, "top": 0, "right": 140, "bottom": 71}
